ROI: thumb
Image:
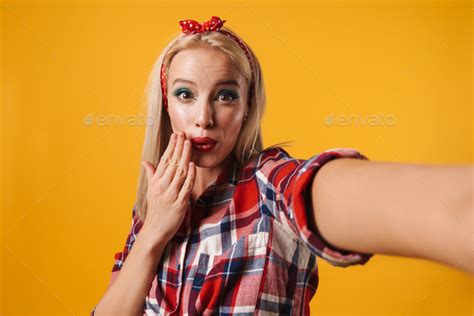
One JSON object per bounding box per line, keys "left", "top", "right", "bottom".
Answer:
{"left": 142, "top": 161, "right": 156, "bottom": 182}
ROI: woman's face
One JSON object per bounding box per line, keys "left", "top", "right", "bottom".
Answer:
{"left": 166, "top": 46, "right": 249, "bottom": 168}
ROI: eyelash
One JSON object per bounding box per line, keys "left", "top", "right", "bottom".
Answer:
{"left": 172, "top": 88, "right": 239, "bottom": 103}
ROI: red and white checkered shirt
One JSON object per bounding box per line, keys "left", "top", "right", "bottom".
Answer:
{"left": 91, "top": 146, "right": 373, "bottom": 315}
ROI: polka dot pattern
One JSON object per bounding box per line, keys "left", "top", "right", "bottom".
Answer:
{"left": 160, "top": 16, "right": 255, "bottom": 112}
{"left": 179, "top": 15, "right": 225, "bottom": 34}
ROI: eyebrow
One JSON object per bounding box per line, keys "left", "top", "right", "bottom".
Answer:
{"left": 172, "top": 78, "right": 240, "bottom": 88}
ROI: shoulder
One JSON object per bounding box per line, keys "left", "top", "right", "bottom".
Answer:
{"left": 238, "top": 146, "right": 368, "bottom": 183}
{"left": 242, "top": 146, "right": 371, "bottom": 185}
{"left": 239, "top": 146, "right": 303, "bottom": 182}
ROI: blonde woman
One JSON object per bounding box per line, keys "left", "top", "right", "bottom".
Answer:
{"left": 91, "top": 16, "right": 472, "bottom": 316}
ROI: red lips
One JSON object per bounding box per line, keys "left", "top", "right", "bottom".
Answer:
{"left": 191, "top": 137, "right": 217, "bottom": 145}
{"left": 190, "top": 137, "right": 218, "bottom": 153}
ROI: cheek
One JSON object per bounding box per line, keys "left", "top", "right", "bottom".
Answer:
{"left": 220, "top": 110, "right": 243, "bottom": 128}
{"left": 224, "top": 111, "right": 242, "bottom": 124}
{"left": 169, "top": 108, "right": 192, "bottom": 129}
{"left": 220, "top": 112, "right": 245, "bottom": 141}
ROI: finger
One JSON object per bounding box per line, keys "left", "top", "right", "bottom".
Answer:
{"left": 178, "top": 161, "right": 196, "bottom": 203}
{"left": 162, "top": 132, "right": 185, "bottom": 185}
{"left": 170, "top": 138, "right": 192, "bottom": 191}
{"left": 156, "top": 133, "right": 177, "bottom": 179}
{"left": 142, "top": 161, "right": 156, "bottom": 184}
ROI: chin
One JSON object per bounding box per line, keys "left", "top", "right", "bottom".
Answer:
{"left": 191, "top": 153, "right": 222, "bottom": 169}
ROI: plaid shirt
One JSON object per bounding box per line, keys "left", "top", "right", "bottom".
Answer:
{"left": 91, "top": 147, "right": 373, "bottom": 315}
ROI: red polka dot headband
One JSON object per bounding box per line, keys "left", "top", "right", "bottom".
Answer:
{"left": 160, "top": 16, "right": 255, "bottom": 111}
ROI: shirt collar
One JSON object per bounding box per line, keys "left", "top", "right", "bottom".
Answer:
{"left": 211, "top": 156, "right": 241, "bottom": 188}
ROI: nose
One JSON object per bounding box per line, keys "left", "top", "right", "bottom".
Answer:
{"left": 195, "top": 99, "right": 214, "bottom": 129}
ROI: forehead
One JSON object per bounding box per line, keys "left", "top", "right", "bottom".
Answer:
{"left": 168, "top": 47, "right": 245, "bottom": 86}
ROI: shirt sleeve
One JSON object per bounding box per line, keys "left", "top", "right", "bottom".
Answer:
{"left": 90, "top": 203, "right": 142, "bottom": 316}
{"left": 110, "top": 203, "right": 143, "bottom": 275}
{"left": 273, "top": 147, "right": 374, "bottom": 268}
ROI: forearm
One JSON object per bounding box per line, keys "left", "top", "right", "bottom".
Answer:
{"left": 311, "top": 158, "right": 473, "bottom": 273}
{"left": 94, "top": 231, "right": 168, "bottom": 316}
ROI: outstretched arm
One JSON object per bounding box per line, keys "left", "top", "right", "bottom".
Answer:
{"left": 309, "top": 158, "right": 473, "bottom": 274}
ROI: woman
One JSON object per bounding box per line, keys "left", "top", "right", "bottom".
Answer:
{"left": 91, "top": 16, "right": 472, "bottom": 315}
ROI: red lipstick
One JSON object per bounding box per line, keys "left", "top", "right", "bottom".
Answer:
{"left": 191, "top": 137, "right": 217, "bottom": 153}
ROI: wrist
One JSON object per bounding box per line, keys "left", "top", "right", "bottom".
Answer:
{"left": 136, "top": 228, "right": 170, "bottom": 255}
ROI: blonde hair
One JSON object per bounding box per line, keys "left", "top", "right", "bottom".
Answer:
{"left": 135, "top": 25, "right": 292, "bottom": 222}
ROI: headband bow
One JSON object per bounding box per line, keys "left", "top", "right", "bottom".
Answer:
{"left": 179, "top": 16, "right": 226, "bottom": 34}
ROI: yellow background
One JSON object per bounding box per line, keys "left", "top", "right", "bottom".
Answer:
{"left": 1, "top": 0, "right": 472, "bottom": 315}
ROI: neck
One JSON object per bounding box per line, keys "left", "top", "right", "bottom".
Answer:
{"left": 191, "top": 153, "right": 235, "bottom": 203}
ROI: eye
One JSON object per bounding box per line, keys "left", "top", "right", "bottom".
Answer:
{"left": 216, "top": 90, "right": 239, "bottom": 103}
{"left": 173, "top": 88, "right": 194, "bottom": 101}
